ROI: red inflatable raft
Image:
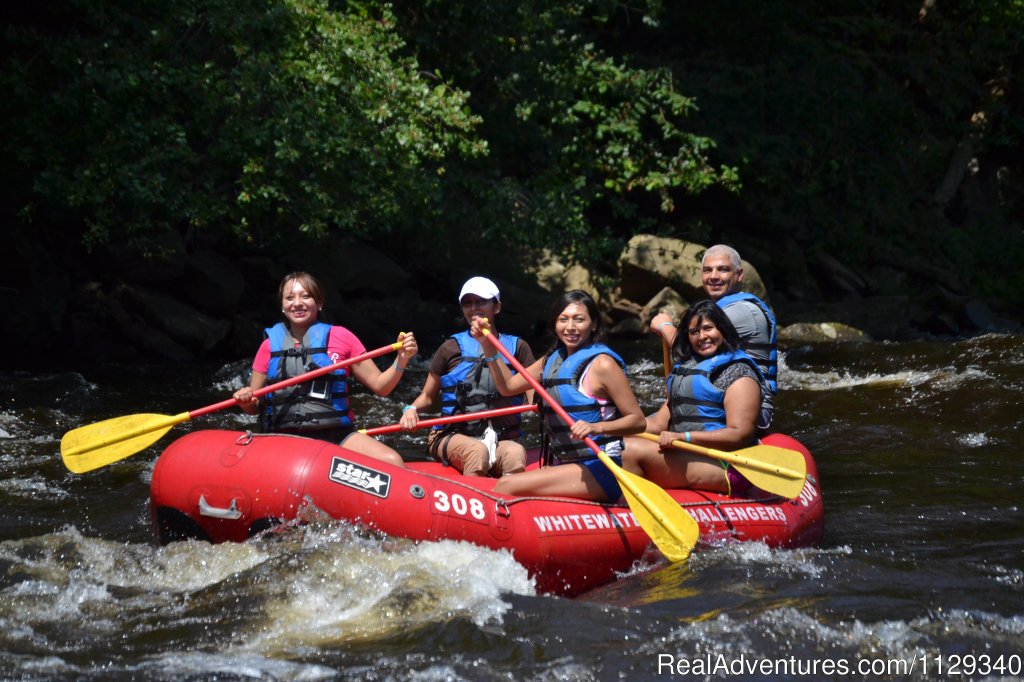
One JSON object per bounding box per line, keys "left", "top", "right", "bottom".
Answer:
{"left": 150, "top": 430, "right": 824, "bottom": 596}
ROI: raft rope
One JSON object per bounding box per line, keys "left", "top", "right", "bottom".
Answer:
{"left": 404, "top": 464, "right": 792, "bottom": 516}
{"left": 235, "top": 431, "right": 798, "bottom": 515}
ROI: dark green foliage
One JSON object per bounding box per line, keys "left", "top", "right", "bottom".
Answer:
{"left": 390, "top": 0, "right": 737, "bottom": 269}
{"left": 2, "top": 0, "right": 1022, "bottom": 300}
{"left": 643, "top": 1, "right": 1023, "bottom": 297}
{"left": 3, "top": 0, "right": 483, "bottom": 252}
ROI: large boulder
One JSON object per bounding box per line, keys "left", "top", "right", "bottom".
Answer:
{"left": 639, "top": 286, "right": 690, "bottom": 328}
{"left": 180, "top": 249, "right": 247, "bottom": 315}
{"left": 69, "top": 283, "right": 193, "bottom": 363}
{"left": 617, "top": 235, "right": 771, "bottom": 307}
{"left": 282, "top": 235, "right": 411, "bottom": 299}
{"left": 110, "top": 284, "right": 231, "bottom": 356}
{"left": 617, "top": 235, "right": 706, "bottom": 304}
{"left": 778, "top": 321, "right": 871, "bottom": 344}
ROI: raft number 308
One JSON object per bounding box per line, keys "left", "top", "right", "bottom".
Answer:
{"left": 433, "top": 490, "right": 487, "bottom": 520}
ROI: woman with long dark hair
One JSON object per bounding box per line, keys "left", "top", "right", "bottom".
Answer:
{"left": 471, "top": 290, "right": 645, "bottom": 501}
{"left": 624, "top": 300, "right": 767, "bottom": 494}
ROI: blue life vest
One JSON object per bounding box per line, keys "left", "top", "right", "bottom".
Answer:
{"left": 437, "top": 331, "right": 525, "bottom": 437}
{"left": 716, "top": 292, "right": 778, "bottom": 394}
{"left": 540, "top": 343, "right": 625, "bottom": 463}
{"left": 259, "top": 322, "right": 353, "bottom": 433}
{"left": 667, "top": 350, "right": 764, "bottom": 432}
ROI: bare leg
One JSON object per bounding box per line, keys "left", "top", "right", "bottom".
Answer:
{"left": 622, "top": 436, "right": 728, "bottom": 493}
{"left": 341, "top": 432, "right": 406, "bottom": 468}
{"left": 493, "top": 463, "right": 609, "bottom": 501}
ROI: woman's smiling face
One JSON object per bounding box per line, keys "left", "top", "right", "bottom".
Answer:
{"left": 555, "top": 302, "right": 593, "bottom": 352}
{"left": 280, "top": 278, "right": 320, "bottom": 327}
{"left": 687, "top": 315, "right": 724, "bottom": 358}
{"left": 460, "top": 294, "right": 500, "bottom": 326}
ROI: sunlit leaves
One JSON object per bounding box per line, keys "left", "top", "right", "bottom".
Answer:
{"left": 3, "top": 0, "right": 482, "bottom": 248}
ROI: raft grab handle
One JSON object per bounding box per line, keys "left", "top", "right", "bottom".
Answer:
{"left": 198, "top": 495, "right": 243, "bottom": 520}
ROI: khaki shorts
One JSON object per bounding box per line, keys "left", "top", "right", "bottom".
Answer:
{"left": 427, "top": 429, "right": 526, "bottom": 477}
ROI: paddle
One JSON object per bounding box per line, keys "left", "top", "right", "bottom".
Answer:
{"left": 360, "top": 404, "right": 538, "bottom": 436}
{"left": 61, "top": 341, "right": 405, "bottom": 474}
{"left": 634, "top": 432, "right": 807, "bottom": 499}
{"left": 655, "top": 336, "right": 806, "bottom": 498}
{"left": 479, "top": 323, "right": 699, "bottom": 563}
{"left": 661, "top": 335, "right": 672, "bottom": 378}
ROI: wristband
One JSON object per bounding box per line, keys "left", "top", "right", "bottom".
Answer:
{"left": 392, "top": 359, "right": 406, "bottom": 372}
{"left": 402, "top": 404, "right": 416, "bottom": 413}
{"left": 684, "top": 431, "right": 691, "bottom": 443}
{"left": 659, "top": 321, "right": 675, "bottom": 330}
{"left": 483, "top": 354, "right": 499, "bottom": 363}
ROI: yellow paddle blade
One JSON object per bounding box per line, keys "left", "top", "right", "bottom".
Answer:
{"left": 601, "top": 452, "right": 698, "bottom": 563}
{"left": 635, "top": 433, "right": 807, "bottom": 499}
{"left": 721, "top": 444, "right": 807, "bottom": 499}
{"left": 60, "top": 412, "right": 189, "bottom": 473}
{"left": 478, "top": 323, "right": 697, "bottom": 560}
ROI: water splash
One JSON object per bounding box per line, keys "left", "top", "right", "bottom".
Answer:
{"left": 240, "top": 526, "right": 535, "bottom": 655}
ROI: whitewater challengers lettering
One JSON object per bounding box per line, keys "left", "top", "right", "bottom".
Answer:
{"left": 531, "top": 504, "right": 788, "bottom": 534}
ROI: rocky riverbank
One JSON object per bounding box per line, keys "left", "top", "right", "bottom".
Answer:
{"left": 2, "top": 232, "right": 1020, "bottom": 371}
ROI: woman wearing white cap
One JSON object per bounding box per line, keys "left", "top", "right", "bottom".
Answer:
{"left": 399, "top": 276, "right": 537, "bottom": 476}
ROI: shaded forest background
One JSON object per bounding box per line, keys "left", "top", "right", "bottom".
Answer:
{"left": 2, "top": 0, "right": 1022, "bottom": 368}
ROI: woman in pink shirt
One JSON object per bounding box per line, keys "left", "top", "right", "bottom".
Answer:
{"left": 232, "top": 272, "right": 417, "bottom": 467}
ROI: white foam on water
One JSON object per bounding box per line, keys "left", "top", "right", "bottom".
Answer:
{"left": 646, "top": 604, "right": 1024, "bottom": 670}
{"left": 407, "top": 664, "right": 463, "bottom": 681}
{"left": 0, "top": 526, "right": 273, "bottom": 632}
{"left": 219, "top": 411, "right": 260, "bottom": 427}
{"left": 921, "top": 608, "right": 1024, "bottom": 637}
{"left": 613, "top": 549, "right": 667, "bottom": 582}
{"left": 693, "top": 540, "right": 849, "bottom": 580}
{"left": 988, "top": 564, "right": 1023, "bottom": 589}
{"left": 629, "top": 357, "right": 662, "bottom": 376}
{"left": 931, "top": 365, "right": 995, "bottom": 389}
{"left": 779, "top": 347, "right": 1010, "bottom": 394}
{"left": 956, "top": 431, "right": 990, "bottom": 447}
{"left": 74, "top": 533, "right": 271, "bottom": 593}
{"left": 0, "top": 559, "right": 113, "bottom": 630}
{"left": 0, "top": 411, "right": 24, "bottom": 439}
{"left": 211, "top": 375, "right": 248, "bottom": 393}
{"left": 130, "top": 651, "right": 338, "bottom": 681}
{"left": 0, "top": 474, "right": 70, "bottom": 500}
{"left": 238, "top": 527, "right": 535, "bottom": 655}
{"left": 782, "top": 366, "right": 939, "bottom": 392}
{"left": 2, "top": 653, "right": 75, "bottom": 678}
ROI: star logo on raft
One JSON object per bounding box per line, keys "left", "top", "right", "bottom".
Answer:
{"left": 328, "top": 457, "right": 391, "bottom": 498}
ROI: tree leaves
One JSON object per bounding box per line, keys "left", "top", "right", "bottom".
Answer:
{"left": 3, "top": 0, "right": 482, "bottom": 249}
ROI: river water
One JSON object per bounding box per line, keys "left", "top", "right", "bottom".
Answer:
{"left": 1, "top": 334, "right": 1022, "bottom": 680}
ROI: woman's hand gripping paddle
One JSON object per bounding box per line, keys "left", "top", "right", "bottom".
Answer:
{"left": 481, "top": 324, "right": 699, "bottom": 563}
{"left": 61, "top": 341, "right": 405, "bottom": 473}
